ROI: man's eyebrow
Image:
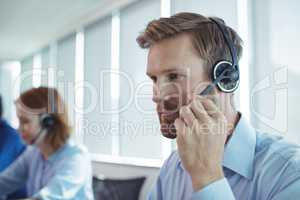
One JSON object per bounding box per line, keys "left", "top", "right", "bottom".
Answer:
{"left": 162, "top": 68, "right": 179, "bottom": 73}
{"left": 147, "top": 67, "right": 187, "bottom": 77}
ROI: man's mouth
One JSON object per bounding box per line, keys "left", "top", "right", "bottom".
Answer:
{"left": 156, "top": 94, "right": 185, "bottom": 139}
{"left": 159, "top": 111, "right": 177, "bottom": 119}
{"left": 159, "top": 111, "right": 179, "bottom": 139}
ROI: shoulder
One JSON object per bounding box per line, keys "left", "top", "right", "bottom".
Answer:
{"left": 256, "top": 131, "right": 300, "bottom": 170}
{"left": 13, "top": 146, "right": 37, "bottom": 166}
{"left": 52, "top": 141, "right": 92, "bottom": 180}
{"left": 163, "top": 151, "right": 180, "bottom": 167}
{"left": 254, "top": 131, "right": 300, "bottom": 187}
{"left": 65, "top": 141, "right": 89, "bottom": 157}
{"left": 0, "top": 120, "right": 20, "bottom": 140}
{"left": 56, "top": 140, "right": 91, "bottom": 167}
{"left": 159, "top": 150, "right": 181, "bottom": 177}
{"left": 0, "top": 122, "right": 24, "bottom": 151}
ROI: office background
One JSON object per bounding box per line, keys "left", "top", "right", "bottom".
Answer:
{"left": 0, "top": 0, "right": 299, "bottom": 199}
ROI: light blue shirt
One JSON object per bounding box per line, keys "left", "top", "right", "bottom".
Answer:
{"left": 149, "top": 115, "right": 300, "bottom": 200}
{"left": 0, "top": 139, "right": 94, "bottom": 200}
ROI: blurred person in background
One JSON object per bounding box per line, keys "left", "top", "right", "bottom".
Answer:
{"left": 0, "top": 94, "right": 27, "bottom": 199}
{"left": 0, "top": 87, "right": 94, "bottom": 200}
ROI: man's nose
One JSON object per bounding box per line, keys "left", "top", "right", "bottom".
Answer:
{"left": 152, "top": 83, "right": 160, "bottom": 103}
{"left": 152, "top": 95, "right": 161, "bottom": 104}
{"left": 152, "top": 80, "right": 178, "bottom": 104}
{"left": 152, "top": 80, "right": 168, "bottom": 102}
{"left": 152, "top": 86, "right": 168, "bottom": 104}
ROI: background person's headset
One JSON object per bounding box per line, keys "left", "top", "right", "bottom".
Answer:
{"left": 199, "top": 17, "right": 240, "bottom": 96}
{"left": 30, "top": 90, "right": 57, "bottom": 145}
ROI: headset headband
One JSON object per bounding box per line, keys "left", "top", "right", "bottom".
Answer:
{"left": 208, "top": 17, "right": 238, "bottom": 69}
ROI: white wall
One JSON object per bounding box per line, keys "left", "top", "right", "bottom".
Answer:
{"left": 0, "top": 61, "right": 20, "bottom": 125}
{"left": 250, "top": 0, "right": 300, "bottom": 142}
{"left": 56, "top": 33, "right": 77, "bottom": 132}
{"left": 41, "top": 47, "right": 50, "bottom": 86}
{"left": 171, "top": 0, "right": 238, "bottom": 28}
{"left": 0, "top": 63, "right": 12, "bottom": 120}
{"left": 119, "top": 0, "right": 162, "bottom": 159}
{"left": 20, "top": 57, "right": 33, "bottom": 93}
{"left": 83, "top": 16, "right": 113, "bottom": 155}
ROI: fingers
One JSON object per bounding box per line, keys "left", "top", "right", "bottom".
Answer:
{"left": 191, "top": 95, "right": 225, "bottom": 120}
{"left": 180, "top": 95, "right": 217, "bottom": 124}
{"left": 177, "top": 94, "right": 226, "bottom": 138}
{"left": 174, "top": 118, "right": 188, "bottom": 143}
{"left": 200, "top": 97, "right": 223, "bottom": 119}
{"left": 179, "top": 106, "right": 196, "bottom": 127}
{"left": 189, "top": 96, "right": 210, "bottom": 122}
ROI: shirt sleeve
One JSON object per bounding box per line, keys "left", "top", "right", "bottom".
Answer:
{"left": 191, "top": 178, "right": 235, "bottom": 200}
{"left": 0, "top": 148, "right": 30, "bottom": 198}
{"left": 33, "top": 149, "right": 93, "bottom": 200}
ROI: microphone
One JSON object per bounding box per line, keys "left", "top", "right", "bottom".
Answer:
{"left": 30, "top": 128, "right": 47, "bottom": 145}
{"left": 199, "top": 68, "right": 232, "bottom": 96}
{"left": 30, "top": 114, "right": 55, "bottom": 145}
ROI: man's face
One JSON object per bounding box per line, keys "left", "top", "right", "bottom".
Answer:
{"left": 147, "top": 34, "right": 209, "bottom": 139}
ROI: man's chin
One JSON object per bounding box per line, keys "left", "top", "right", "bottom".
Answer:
{"left": 161, "top": 125, "right": 177, "bottom": 139}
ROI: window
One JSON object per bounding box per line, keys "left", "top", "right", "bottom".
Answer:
{"left": 83, "top": 16, "right": 113, "bottom": 155}
{"left": 20, "top": 57, "right": 33, "bottom": 92}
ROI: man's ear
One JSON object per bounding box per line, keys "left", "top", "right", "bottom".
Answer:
{"left": 215, "top": 91, "right": 234, "bottom": 113}
{"left": 206, "top": 88, "right": 221, "bottom": 107}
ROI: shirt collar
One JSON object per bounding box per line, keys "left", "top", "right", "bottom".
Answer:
{"left": 222, "top": 114, "right": 256, "bottom": 180}
{"left": 177, "top": 114, "right": 256, "bottom": 180}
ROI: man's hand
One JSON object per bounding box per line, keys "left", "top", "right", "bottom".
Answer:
{"left": 175, "top": 95, "right": 228, "bottom": 191}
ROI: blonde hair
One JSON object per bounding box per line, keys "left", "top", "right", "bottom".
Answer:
{"left": 137, "top": 12, "right": 243, "bottom": 76}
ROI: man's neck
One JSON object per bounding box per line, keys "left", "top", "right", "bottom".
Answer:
{"left": 225, "top": 108, "right": 241, "bottom": 142}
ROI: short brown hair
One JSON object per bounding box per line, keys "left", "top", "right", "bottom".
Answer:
{"left": 17, "top": 87, "right": 71, "bottom": 150}
{"left": 137, "top": 12, "right": 243, "bottom": 76}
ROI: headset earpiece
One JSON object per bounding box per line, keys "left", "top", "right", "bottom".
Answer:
{"left": 40, "top": 88, "right": 57, "bottom": 131}
{"left": 40, "top": 113, "right": 56, "bottom": 130}
{"left": 30, "top": 88, "right": 58, "bottom": 145}
{"left": 213, "top": 60, "right": 240, "bottom": 93}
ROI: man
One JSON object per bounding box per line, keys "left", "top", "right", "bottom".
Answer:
{"left": 137, "top": 12, "right": 300, "bottom": 199}
{"left": 0, "top": 95, "right": 26, "bottom": 198}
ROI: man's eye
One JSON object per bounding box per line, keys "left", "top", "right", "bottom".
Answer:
{"left": 150, "top": 76, "right": 157, "bottom": 83}
{"left": 168, "top": 73, "right": 178, "bottom": 81}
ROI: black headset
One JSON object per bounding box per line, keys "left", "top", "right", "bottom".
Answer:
{"left": 200, "top": 17, "right": 240, "bottom": 95}
{"left": 31, "top": 89, "right": 57, "bottom": 144}
{"left": 40, "top": 89, "right": 57, "bottom": 130}
{"left": 40, "top": 113, "right": 56, "bottom": 130}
